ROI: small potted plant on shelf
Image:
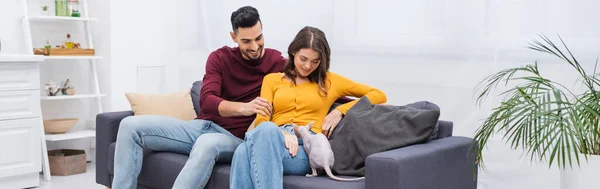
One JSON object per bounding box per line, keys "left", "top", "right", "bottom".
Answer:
{"left": 41, "top": 5, "right": 49, "bottom": 16}
{"left": 473, "top": 34, "right": 600, "bottom": 189}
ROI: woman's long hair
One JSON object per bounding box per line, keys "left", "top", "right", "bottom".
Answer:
{"left": 283, "top": 26, "right": 331, "bottom": 96}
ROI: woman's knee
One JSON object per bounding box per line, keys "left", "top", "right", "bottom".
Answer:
{"left": 233, "top": 144, "right": 248, "bottom": 159}
{"left": 251, "top": 122, "right": 280, "bottom": 135}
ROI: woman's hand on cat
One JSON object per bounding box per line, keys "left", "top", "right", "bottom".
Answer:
{"left": 322, "top": 109, "right": 343, "bottom": 138}
{"left": 283, "top": 132, "right": 298, "bottom": 157}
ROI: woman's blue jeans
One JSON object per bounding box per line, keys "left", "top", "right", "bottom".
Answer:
{"left": 229, "top": 122, "right": 311, "bottom": 189}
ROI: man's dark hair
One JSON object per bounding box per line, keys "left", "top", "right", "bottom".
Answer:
{"left": 230, "top": 6, "right": 261, "bottom": 33}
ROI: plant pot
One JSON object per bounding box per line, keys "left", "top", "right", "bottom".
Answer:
{"left": 560, "top": 154, "right": 600, "bottom": 189}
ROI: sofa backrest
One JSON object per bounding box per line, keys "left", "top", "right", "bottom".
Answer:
{"left": 191, "top": 80, "right": 202, "bottom": 115}
{"left": 437, "top": 120, "right": 453, "bottom": 139}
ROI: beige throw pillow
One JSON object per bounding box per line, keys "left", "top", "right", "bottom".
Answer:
{"left": 125, "top": 90, "right": 197, "bottom": 120}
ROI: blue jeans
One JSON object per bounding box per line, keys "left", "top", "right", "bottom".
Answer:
{"left": 111, "top": 115, "right": 242, "bottom": 189}
{"left": 230, "top": 122, "right": 311, "bottom": 189}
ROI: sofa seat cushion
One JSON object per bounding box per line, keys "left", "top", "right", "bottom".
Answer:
{"left": 108, "top": 142, "right": 231, "bottom": 189}
{"left": 283, "top": 175, "right": 365, "bottom": 189}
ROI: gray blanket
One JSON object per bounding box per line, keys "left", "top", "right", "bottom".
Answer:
{"left": 329, "top": 97, "right": 440, "bottom": 176}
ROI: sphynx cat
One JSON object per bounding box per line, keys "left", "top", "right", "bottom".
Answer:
{"left": 294, "top": 121, "right": 365, "bottom": 181}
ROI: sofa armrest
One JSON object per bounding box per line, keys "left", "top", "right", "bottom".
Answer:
{"left": 365, "top": 136, "right": 477, "bottom": 189}
{"left": 96, "top": 111, "right": 134, "bottom": 187}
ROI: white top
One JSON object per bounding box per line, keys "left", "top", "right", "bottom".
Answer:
{"left": 0, "top": 54, "right": 45, "bottom": 62}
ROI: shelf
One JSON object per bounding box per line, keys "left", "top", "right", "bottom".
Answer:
{"left": 41, "top": 94, "right": 106, "bottom": 100}
{"left": 28, "top": 16, "right": 97, "bottom": 21}
{"left": 0, "top": 54, "right": 45, "bottom": 62}
{"left": 44, "top": 56, "right": 102, "bottom": 60}
{"left": 45, "top": 129, "right": 95, "bottom": 141}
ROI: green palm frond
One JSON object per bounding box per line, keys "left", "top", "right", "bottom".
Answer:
{"left": 474, "top": 34, "right": 600, "bottom": 171}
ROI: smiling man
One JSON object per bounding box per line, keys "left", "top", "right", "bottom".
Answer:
{"left": 110, "top": 6, "right": 287, "bottom": 189}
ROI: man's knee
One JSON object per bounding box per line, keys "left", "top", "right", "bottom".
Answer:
{"left": 191, "top": 133, "right": 239, "bottom": 157}
{"left": 118, "top": 115, "right": 177, "bottom": 136}
{"left": 118, "top": 116, "right": 146, "bottom": 135}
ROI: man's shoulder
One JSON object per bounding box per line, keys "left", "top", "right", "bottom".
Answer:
{"left": 264, "top": 48, "right": 284, "bottom": 56}
{"left": 206, "top": 46, "right": 239, "bottom": 67}
{"left": 211, "top": 46, "right": 237, "bottom": 56}
{"left": 264, "top": 48, "right": 287, "bottom": 62}
{"left": 263, "top": 48, "right": 287, "bottom": 72}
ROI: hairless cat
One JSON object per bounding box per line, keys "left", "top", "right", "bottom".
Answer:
{"left": 294, "top": 121, "right": 365, "bottom": 181}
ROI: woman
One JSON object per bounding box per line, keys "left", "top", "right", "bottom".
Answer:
{"left": 229, "top": 26, "right": 387, "bottom": 189}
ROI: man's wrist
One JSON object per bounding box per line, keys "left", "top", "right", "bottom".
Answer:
{"left": 218, "top": 100, "right": 245, "bottom": 117}
{"left": 232, "top": 101, "right": 246, "bottom": 116}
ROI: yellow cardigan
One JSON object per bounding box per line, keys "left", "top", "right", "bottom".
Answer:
{"left": 254, "top": 72, "right": 387, "bottom": 134}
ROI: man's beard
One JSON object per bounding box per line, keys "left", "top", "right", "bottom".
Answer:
{"left": 243, "top": 46, "right": 264, "bottom": 62}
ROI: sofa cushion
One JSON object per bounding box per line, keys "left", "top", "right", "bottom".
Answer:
{"left": 108, "top": 142, "right": 230, "bottom": 189}
{"left": 125, "top": 90, "right": 197, "bottom": 120}
{"left": 108, "top": 143, "right": 115, "bottom": 174}
{"left": 190, "top": 80, "right": 202, "bottom": 115}
{"left": 137, "top": 152, "right": 189, "bottom": 189}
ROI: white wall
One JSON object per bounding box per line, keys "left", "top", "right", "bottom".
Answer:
{"left": 107, "top": 0, "right": 209, "bottom": 111}
{"left": 0, "top": 0, "right": 26, "bottom": 53}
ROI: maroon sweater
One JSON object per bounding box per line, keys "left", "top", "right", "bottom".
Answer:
{"left": 197, "top": 46, "right": 286, "bottom": 138}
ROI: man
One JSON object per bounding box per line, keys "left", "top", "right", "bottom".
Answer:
{"left": 111, "top": 6, "right": 286, "bottom": 189}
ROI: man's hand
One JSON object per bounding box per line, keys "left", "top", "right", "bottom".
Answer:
{"left": 238, "top": 97, "right": 273, "bottom": 117}
{"left": 321, "top": 109, "right": 343, "bottom": 138}
{"left": 283, "top": 132, "right": 299, "bottom": 157}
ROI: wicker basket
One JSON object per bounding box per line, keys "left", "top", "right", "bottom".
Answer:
{"left": 43, "top": 118, "right": 78, "bottom": 134}
{"left": 48, "top": 149, "right": 87, "bottom": 176}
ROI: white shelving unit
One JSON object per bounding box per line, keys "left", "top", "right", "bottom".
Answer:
{"left": 45, "top": 130, "right": 96, "bottom": 141}
{"left": 41, "top": 94, "right": 106, "bottom": 100}
{"left": 44, "top": 55, "right": 102, "bottom": 60}
{"left": 28, "top": 15, "right": 98, "bottom": 21}
{"left": 20, "top": 0, "right": 103, "bottom": 181}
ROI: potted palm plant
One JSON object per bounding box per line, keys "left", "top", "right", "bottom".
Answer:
{"left": 473, "top": 35, "right": 600, "bottom": 189}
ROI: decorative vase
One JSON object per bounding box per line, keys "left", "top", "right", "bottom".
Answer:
{"left": 45, "top": 81, "right": 61, "bottom": 96}
{"left": 560, "top": 154, "right": 600, "bottom": 189}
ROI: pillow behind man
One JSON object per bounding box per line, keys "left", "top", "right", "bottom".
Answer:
{"left": 125, "top": 90, "right": 197, "bottom": 120}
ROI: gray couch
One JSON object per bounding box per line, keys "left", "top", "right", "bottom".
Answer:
{"left": 96, "top": 81, "right": 478, "bottom": 189}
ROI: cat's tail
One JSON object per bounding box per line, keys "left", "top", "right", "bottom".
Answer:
{"left": 324, "top": 167, "right": 365, "bottom": 181}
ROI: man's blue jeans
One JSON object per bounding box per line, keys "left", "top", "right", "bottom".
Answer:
{"left": 111, "top": 115, "right": 242, "bottom": 189}
{"left": 230, "top": 122, "right": 312, "bottom": 189}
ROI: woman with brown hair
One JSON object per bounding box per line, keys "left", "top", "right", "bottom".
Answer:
{"left": 229, "top": 26, "right": 387, "bottom": 189}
